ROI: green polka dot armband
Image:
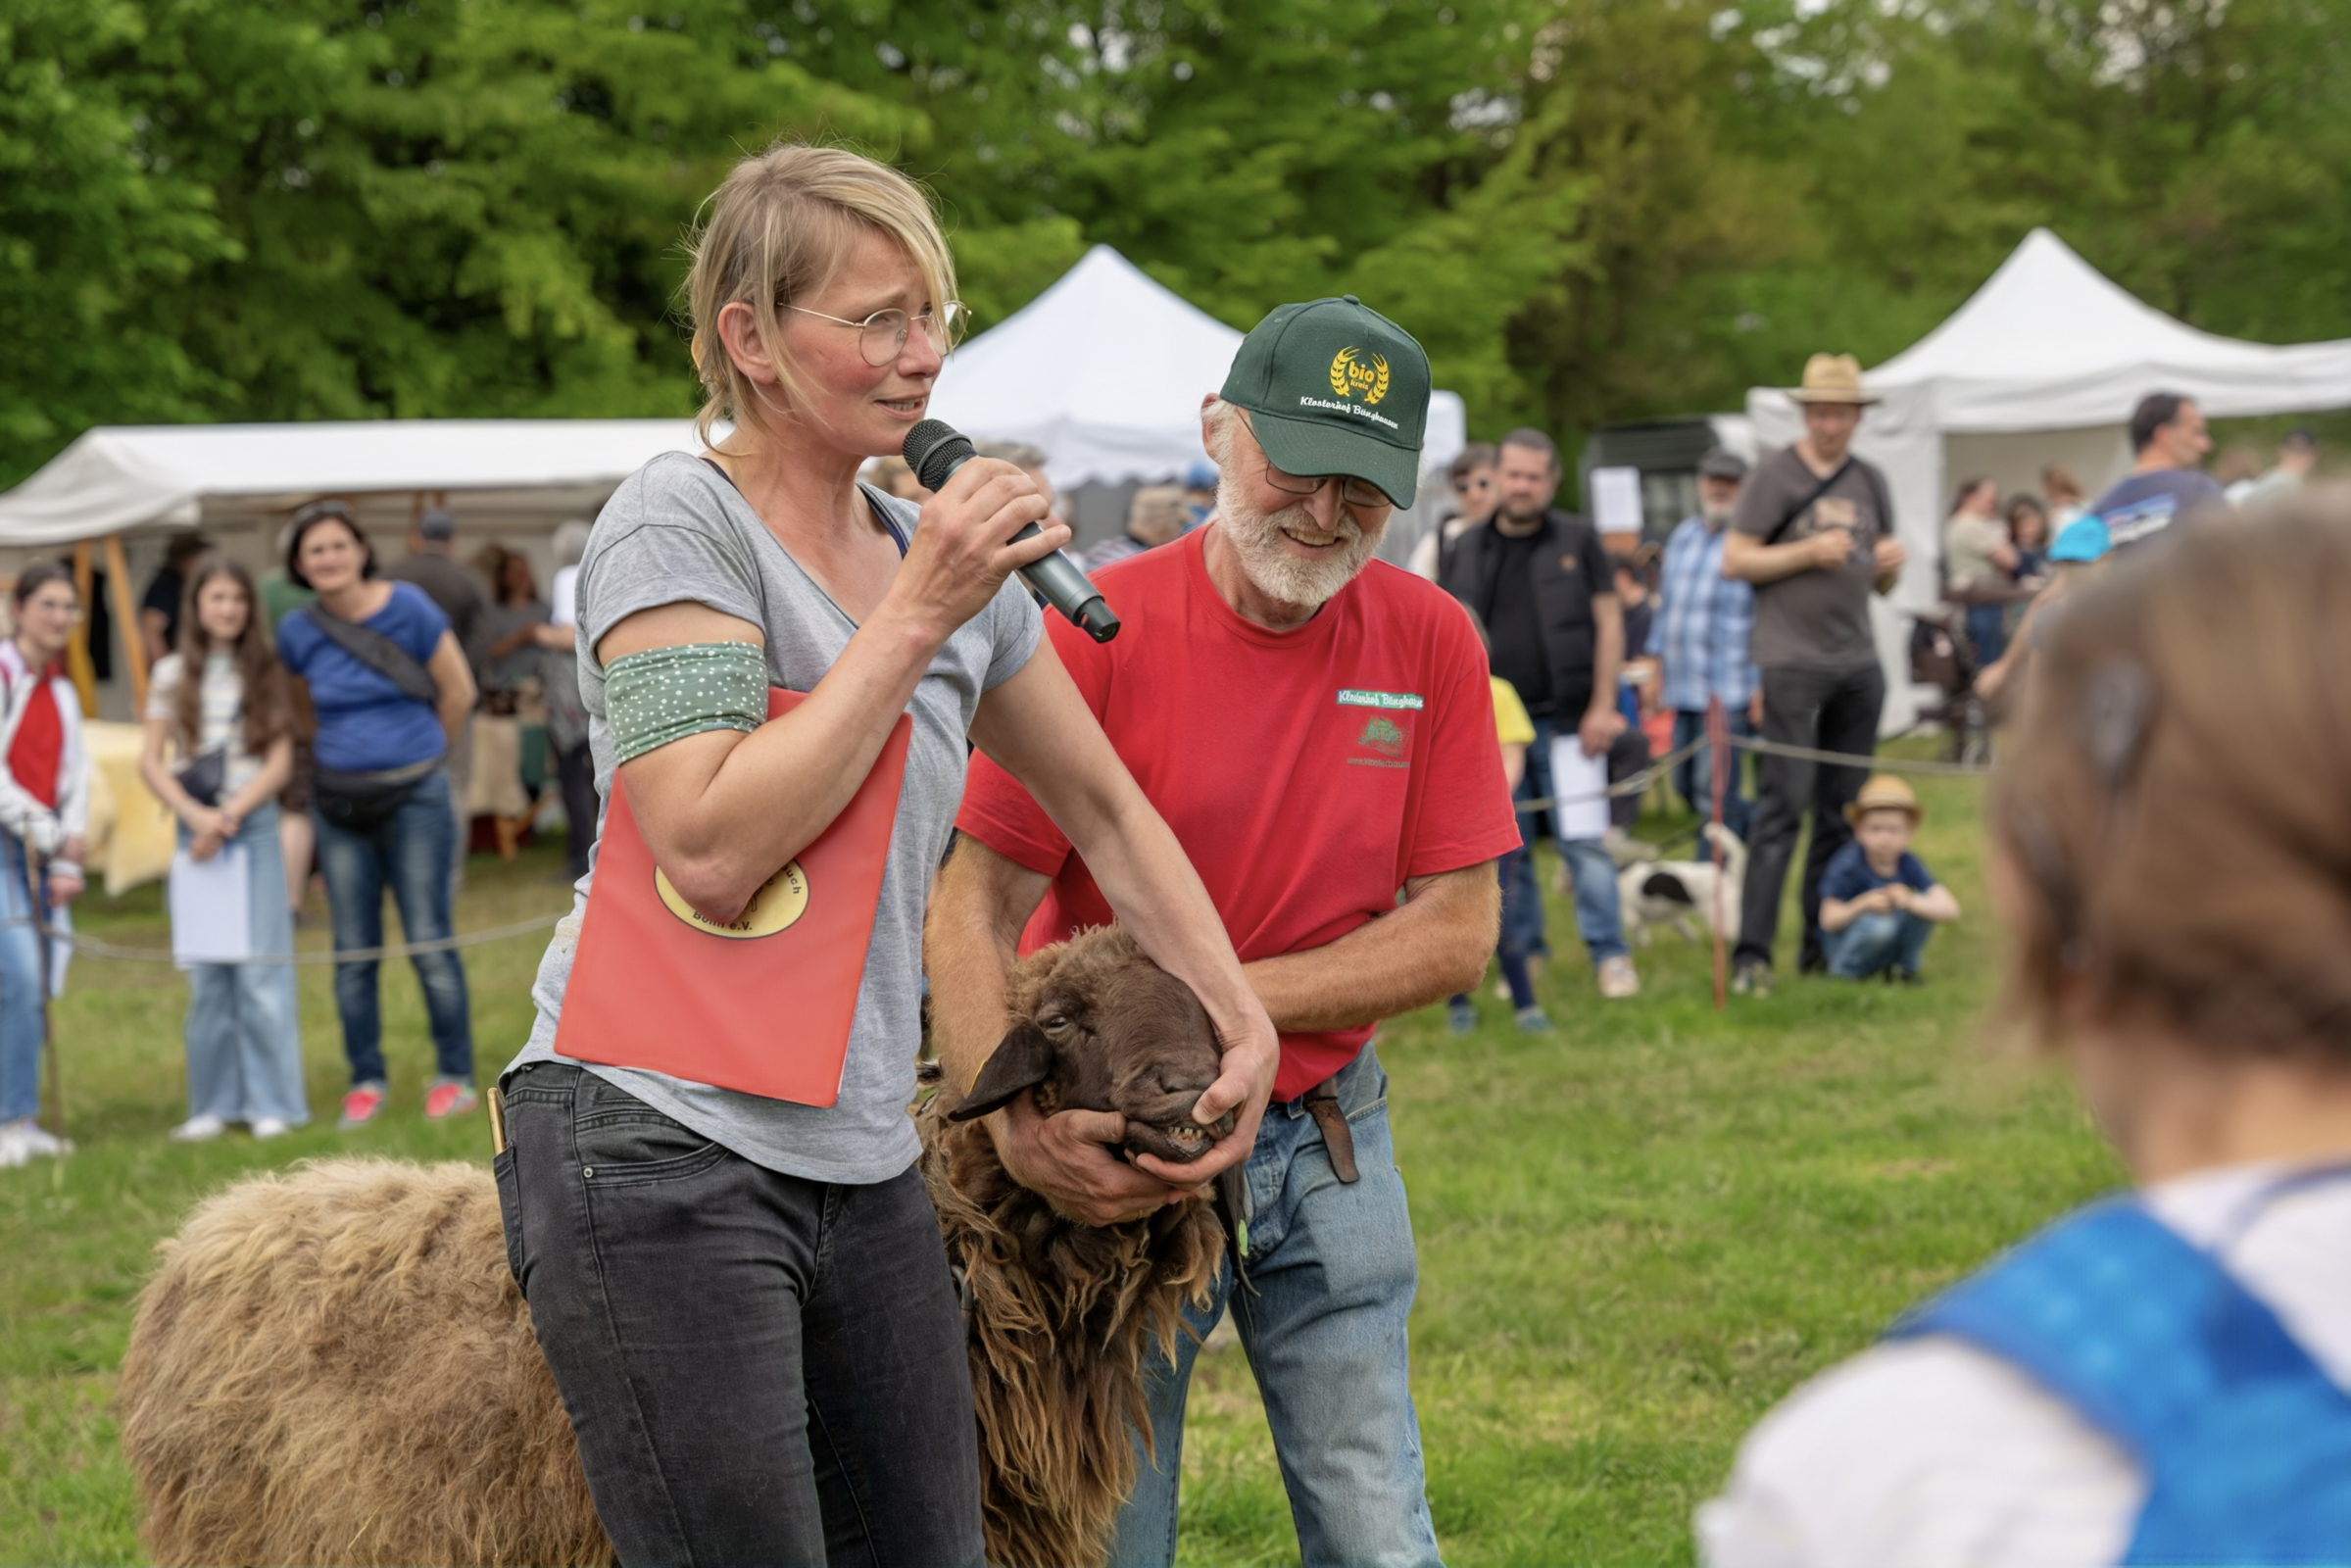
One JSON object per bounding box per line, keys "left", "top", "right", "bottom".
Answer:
{"left": 604, "top": 641, "right": 769, "bottom": 763}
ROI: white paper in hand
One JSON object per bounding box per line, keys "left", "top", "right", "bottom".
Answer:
{"left": 1546, "top": 733, "right": 1613, "bottom": 841}
{"left": 171, "top": 845, "right": 253, "bottom": 967}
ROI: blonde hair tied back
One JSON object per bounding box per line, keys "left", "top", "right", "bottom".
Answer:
{"left": 682, "top": 142, "right": 956, "bottom": 447}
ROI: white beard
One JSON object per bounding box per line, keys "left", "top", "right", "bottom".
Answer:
{"left": 1218, "top": 488, "right": 1386, "bottom": 612}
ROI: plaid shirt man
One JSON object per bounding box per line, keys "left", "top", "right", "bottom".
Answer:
{"left": 1647, "top": 514, "right": 1759, "bottom": 710}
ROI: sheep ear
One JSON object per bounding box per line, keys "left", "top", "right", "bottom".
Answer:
{"left": 948, "top": 1022, "right": 1055, "bottom": 1121}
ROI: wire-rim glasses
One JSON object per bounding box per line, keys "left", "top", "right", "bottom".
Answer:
{"left": 788, "top": 301, "right": 969, "bottom": 367}
{"left": 1239, "top": 412, "right": 1391, "bottom": 510}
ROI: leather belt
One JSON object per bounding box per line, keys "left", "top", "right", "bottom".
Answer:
{"left": 1302, "top": 1076, "right": 1359, "bottom": 1184}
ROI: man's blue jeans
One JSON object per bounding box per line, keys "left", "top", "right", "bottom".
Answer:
{"left": 313, "top": 768, "right": 472, "bottom": 1087}
{"left": 1671, "top": 707, "right": 1755, "bottom": 843}
{"left": 1526, "top": 715, "right": 1627, "bottom": 966}
{"left": 1822, "top": 909, "right": 1935, "bottom": 979}
{"left": 0, "top": 833, "right": 45, "bottom": 1123}
{"left": 1108, "top": 1047, "right": 1443, "bottom": 1568}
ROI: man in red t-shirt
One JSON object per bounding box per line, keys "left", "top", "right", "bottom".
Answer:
{"left": 931, "top": 298, "right": 1519, "bottom": 1568}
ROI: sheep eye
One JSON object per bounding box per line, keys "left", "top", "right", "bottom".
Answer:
{"left": 1041, "top": 1015, "right": 1070, "bottom": 1032}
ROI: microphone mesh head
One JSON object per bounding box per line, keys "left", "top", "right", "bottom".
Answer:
{"left": 903, "top": 419, "right": 973, "bottom": 492}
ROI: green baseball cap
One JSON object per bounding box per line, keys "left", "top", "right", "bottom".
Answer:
{"left": 1220, "top": 296, "right": 1431, "bottom": 508}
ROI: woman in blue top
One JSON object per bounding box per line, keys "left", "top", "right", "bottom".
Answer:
{"left": 274, "top": 503, "right": 479, "bottom": 1130}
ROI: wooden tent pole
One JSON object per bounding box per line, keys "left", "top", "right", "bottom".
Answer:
{"left": 103, "top": 533, "right": 147, "bottom": 714}
{"left": 66, "top": 542, "right": 97, "bottom": 718}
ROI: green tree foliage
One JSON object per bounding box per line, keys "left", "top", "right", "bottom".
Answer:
{"left": 4, "top": 0, "right": 2346, "bottom": 487}
{"left": 0, "top": 0, "right": 911, "bottom": 484}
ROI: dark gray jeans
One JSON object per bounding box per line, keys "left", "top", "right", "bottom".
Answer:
{"left": 1736, "top": 662, "right": 1886, "bottom": 971}
{"left": 495, "top": 1063, "right": 984, "bottom": 1568}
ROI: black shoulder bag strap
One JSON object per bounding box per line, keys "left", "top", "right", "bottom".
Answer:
{"left": 302, "top": 604, "right": 441, "bottom": 707}
{"left": 1764, "top": 457, "right": 1856, "bottom": 547}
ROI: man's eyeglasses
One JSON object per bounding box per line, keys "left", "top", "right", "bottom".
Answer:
{"left": 789, "top": 301, "right": 970, "bottom": 367}
{"left": 1239, "top": 412, "right": 1391, "bottom": 510}
{"left": 1262, "top": 464, "right": 1390, "bottom": 510}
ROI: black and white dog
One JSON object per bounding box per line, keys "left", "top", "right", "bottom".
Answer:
{"left": 1616, "top": 824, "right": 1746, "bottom": 948}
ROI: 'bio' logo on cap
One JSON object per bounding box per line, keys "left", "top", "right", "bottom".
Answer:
{"left": 1330, "top": 347, "right": 1390, "bottom": 406}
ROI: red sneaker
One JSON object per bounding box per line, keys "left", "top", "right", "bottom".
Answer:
{"left": 338, "top": 1082, "right": 389, "bottom": 1129}
{"left": 424, "top": 1080, "right": 479, "bottom": 1121}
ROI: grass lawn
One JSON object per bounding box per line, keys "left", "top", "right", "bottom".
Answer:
{"left": 0, "top": 754, "right": 2122, "bottom": 1566}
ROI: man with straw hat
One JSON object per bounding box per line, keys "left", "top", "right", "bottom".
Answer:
{"left": 1722, "top": 353, "right": 1906, "bottom": 995}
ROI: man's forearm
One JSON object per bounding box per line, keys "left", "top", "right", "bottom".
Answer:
{"left": 1722, "top": 534, "right": 1813, "bottom": 584}
{"left": 924, "top": 836, "right": 1044, "bottom": 1094}
{"left": 1243, "top": 866, "right": 1497, "bottom": 1033}
{"left": 1589, "top": 598, "right": 1623, "bottom": 720}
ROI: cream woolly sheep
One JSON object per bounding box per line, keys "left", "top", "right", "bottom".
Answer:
{"left": 117, "top": 1156, "right": 611, "bottom": 1567}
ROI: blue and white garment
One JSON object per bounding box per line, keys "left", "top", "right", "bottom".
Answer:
{"left": 1889, "top": 1182, "right": 2351, "bottom": 1564}
{"left": 1647, "top": 515, "right": 1758, "bottom": 712}
{"left": 1696, "top": 1160, "right": 2351, "bottom": 1568}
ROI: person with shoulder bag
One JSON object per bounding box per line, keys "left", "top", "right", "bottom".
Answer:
{"left": 0, "top": 562, "right": 91, "bottom": 1167}
{"left": 138, "top": 553, "right": 306, "bottom": 1141}
{"left": 272, "top": 502, "right": 479, "bottom": 1130}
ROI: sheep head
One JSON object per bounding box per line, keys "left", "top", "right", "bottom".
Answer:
{"left": 948, "top": 925, "right": 1234, "bottom": 1164}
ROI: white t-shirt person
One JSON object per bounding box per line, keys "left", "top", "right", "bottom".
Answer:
{"left": 1697, "top": 1161, "right": 2351, "bottom": 1568}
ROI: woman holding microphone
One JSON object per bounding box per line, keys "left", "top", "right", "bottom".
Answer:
{"left": 495, "top": 143, "right": 1278, "bottom": 1566}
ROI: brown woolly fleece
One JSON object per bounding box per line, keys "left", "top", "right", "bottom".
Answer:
{"left": 116, "top": 931, "right": 1230, "bottom": 1568}
{"left": 117, "top": 1156, "right": 612, "bottom": 1567}
{"left": 919, "top": 925, "right": 1234, "bottom": 1568}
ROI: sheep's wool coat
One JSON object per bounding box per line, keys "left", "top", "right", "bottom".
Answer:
{"left": 118, "top": 1158, "right": 612, "bottom": 1567}
{"left": 919, "top": 929, "right": 1232, "bottom": 1568}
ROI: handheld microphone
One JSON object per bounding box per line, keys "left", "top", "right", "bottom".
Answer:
{"left": 903, "top": 419, "right": 1121, "bottom": 644}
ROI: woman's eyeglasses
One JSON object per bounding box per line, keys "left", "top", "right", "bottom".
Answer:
{"left": 789, "top": 301, "right": 970, "bottom": 367}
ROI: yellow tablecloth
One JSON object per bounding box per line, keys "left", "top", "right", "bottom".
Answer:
{"left": 82, "top": 720, "right": 177, "bottom": 896}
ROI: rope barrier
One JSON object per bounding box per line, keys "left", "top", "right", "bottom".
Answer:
{"left": 0, "top": 908, "right": 569, "bottom": 965}
{"left": 1515, "top": 736, "right": 1707, "bottom": 812}
{"left": 1728, "top": 735, "right": 1992, "bottom": 777}
{"left": 1513, "top": 727, "right": 1990, "bottom": 814}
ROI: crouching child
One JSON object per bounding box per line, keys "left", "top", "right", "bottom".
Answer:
{"left": 1816, "top": 775, "right": 1958, "bottom": 982}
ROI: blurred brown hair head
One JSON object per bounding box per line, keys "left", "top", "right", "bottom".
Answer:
{"left": 1992, "top": 489, "right": 2351, "bottom": 1056}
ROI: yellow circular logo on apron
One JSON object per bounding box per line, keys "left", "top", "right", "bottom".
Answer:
{"left": 653, "top": 859, "right": 809, "bottom": 939}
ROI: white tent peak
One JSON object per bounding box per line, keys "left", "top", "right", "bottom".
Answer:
{"left": 930, "top": 243, "right": 1465, "bottom": 489}
{"left": 927, "top": 245, "right": 1247, "bottom": 489}
{"left": 1872, "top": 227, "right": 2251, "bottom": 388}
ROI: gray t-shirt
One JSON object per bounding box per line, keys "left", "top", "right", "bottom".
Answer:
{"left": 1732, "top": 446, "right": 1890, "bottom": 670}
{"left": 506, "top": 453, "right": 1044, "bottom": 1184}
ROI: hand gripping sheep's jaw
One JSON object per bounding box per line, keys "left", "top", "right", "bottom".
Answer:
{"left": 918, "top": 924, "right": 1240, "bottom": 1568}
{"left": 948, "top": 925, "right": 1236, "bottom": 1169}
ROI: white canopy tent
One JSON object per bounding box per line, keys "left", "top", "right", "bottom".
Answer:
{"left": 0, "top": 417, "right": 704, "bottom": 548}
{"left": 930, "top": 244, "right": 1466, "bottom": 495}
{"left": 1747, "top": 227, "right": 2351, "bottom": 730}
{"left": 0, "top": 417, "right": 703, "bottom": 721}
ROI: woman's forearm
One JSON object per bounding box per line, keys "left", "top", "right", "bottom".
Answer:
{"left": 971, "top": 655, "right": 1258, "bottom": 1043}
{"left": 222, "top": 739, "right": 295, "bottom": 821}
{"left": 138, "top": 722, "right": 206, "bottom": 828}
